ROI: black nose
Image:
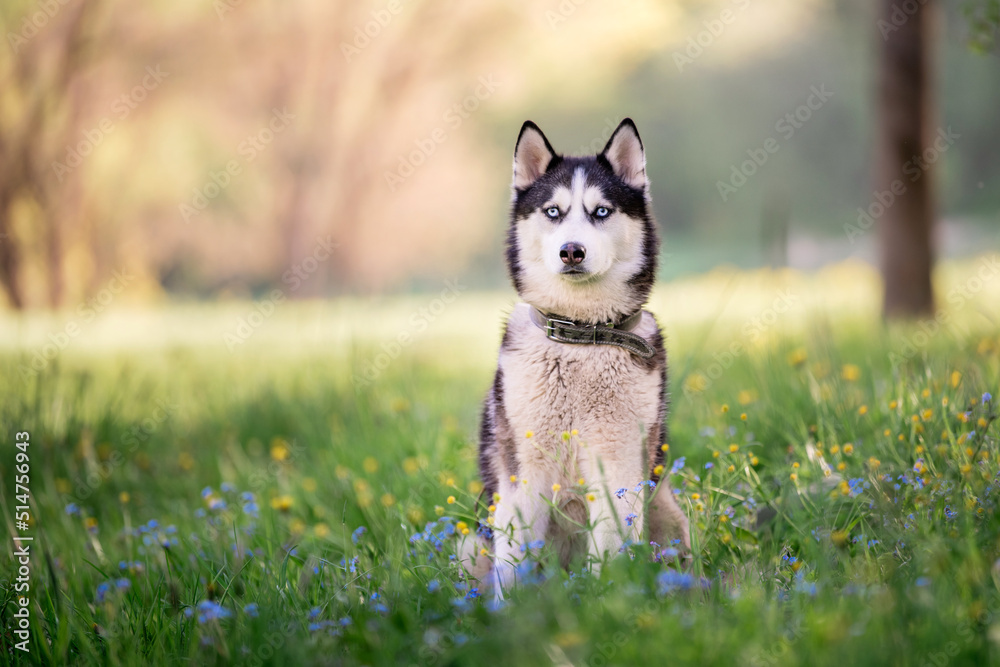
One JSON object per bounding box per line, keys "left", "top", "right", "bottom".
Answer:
{"left": 559, "top": 243, "right": 586, "bottom": 265}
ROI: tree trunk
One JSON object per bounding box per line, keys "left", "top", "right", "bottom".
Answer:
{"left": 0, "top": 196, "right": 24, "bottom": 309}
{"left": 877, "top": 0, "right": 936, "bottom": 317}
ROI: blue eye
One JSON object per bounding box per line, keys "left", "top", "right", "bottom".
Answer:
{"left": 594, "top": 206, "right": 610, "bottom": 219}
{"left": 545, "top": 206, "right": 560, "bottom": 219}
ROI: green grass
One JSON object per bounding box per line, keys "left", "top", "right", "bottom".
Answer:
{"left": 2, "top": 261, "right": 1000, "bottom": 666}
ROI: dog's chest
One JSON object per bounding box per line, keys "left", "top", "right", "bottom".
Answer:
{"left": 497, "top": 308, "right": 661, "bottom": 441}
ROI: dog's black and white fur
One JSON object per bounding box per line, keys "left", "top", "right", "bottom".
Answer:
{"left": 466, "top": 119, "right": 690, "bottom": 594}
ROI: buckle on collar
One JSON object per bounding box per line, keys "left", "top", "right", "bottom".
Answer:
{"left": 543, "top": 317, "right": 576, "bottom": 335}
{"left": 544, "top": 316, "right": 608, "bottom": 344}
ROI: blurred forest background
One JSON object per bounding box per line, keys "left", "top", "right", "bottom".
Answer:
{"left": 0, "top": 0, "right": 998, "bottom": 309}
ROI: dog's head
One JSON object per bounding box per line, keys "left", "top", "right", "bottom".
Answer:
{"left": 505, "top": 119, "right": 659, "bottom": 324}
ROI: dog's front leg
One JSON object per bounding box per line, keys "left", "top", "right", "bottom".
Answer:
{"left": 587, "top": 491, "right": 641, "bottom": 571}
{"left": 489, "top": 482, "right": 550, "bottom": 601}
{"left": 582, "top": 450, "right": 643, "bottom": 573}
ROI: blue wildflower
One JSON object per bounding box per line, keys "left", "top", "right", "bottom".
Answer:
{"left": 196, "top": 600, "right": 232, "bottom": 623}
{"left": 351, "top": 526, "right": 367, "bottom": 544}
{"left": 308, "top": 607, "right": 322, "bottom": 620}
{"left": 339, "top": 617, "right": 352, "bottom": 627}
{"left": 704, "top": 462, "right": 714, "bottom": 470}
{"left": 221, "top": 482, "right": 235, "bottom": 493}
{"left": 65, "top": 503, "right": 80, "bottom": 516}
{"left": 244, "top": 603, "right": 259, "bottom": 618}
{"left": 657, "top": 570, "right": 694, "bottom": 594}
{"left": 670, "top": 457, "right": 686, "bottom": 475}
{"left": 795, "top": 578, "right": 818, "bottom": 597}
{"left": 983, "top": 392, "right": 992, "bottom": 404}
{"left": 625, "top": 513, "right": 638, "bottom": 527}
{"left": 96, "top": 582, "right": 110, "bottom": 603}
{"left": 115, "top": 578, "right": 130, "bottom": 590}
{"left": 427, "top": 580, "right": 441, "bottom": 593}
{"left": 201, "top": 487, "right": 213, "bottom": 499}
{"left": 916, "top": 577, "right": 931, "bottom": 587}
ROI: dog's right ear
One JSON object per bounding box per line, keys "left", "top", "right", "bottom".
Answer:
{"left": 513, "top": 121, "right": 557, "bottom": 189}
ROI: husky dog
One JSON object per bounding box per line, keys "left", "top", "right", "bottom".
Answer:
{"left": 470, "top": 119, "right": 690, "bottom": 594}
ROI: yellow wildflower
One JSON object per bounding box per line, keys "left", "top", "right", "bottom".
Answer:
{"left": 270, "top": 439, "right": 290, "bottom": 461}
{"left": 270, "top": 495, "right": 293, "bottom": 512}
{"left": 787, "top": 348, "right": 807, "bottom": 367}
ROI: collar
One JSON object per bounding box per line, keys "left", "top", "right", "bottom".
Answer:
{"left": 528, "top": 306, "right": 655, "bottom": 358}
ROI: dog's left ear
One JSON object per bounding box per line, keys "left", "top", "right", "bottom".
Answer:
{"left": 601, "top": 118, "right": 647, "bottom": 189}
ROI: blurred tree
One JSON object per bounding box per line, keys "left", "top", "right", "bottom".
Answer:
{"left": 875, "top": 0, "right": 936, "bottom": 317}
{"left": 0, "top": 2, "right": 102, "bottom": 308}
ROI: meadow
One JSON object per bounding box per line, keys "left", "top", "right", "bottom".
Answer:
{"left": 2, "top": 258, "right": 1000, "bottom": 666}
